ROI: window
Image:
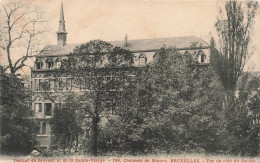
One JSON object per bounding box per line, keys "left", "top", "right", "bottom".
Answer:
{"left": 37, "top": 122, "right": 41, "bottom": 135}
{"left": 35, "top": 103, "right": 42, "bottom": 112}
{"left": 139, "top": 53, "right": 147, "bottom": 66}
{"left": 44, "top": 103, "right": 52, "bottom": 116}
{"left": 56, "top": 57, "right": 62, "bottom": 68}
{"left": 56, "top": 62, "right": 61, "bottom": 68}
{"left": 39, "top": 79, "right": 43, "bottom": 91}
{"left": 42, "top": 122, "right": 47, "bottom": 135}
{"left": 46, "top": 58, "right": 54, "bottom": 69}
{"left": 35, "top": 58, "right": 43, "bottom": 69}
{"left": 201, "top": 55, "right": 206, "bottom": 63}
{"left": 197, "top": 50, "right": 206, "bottom": 63}
{"left": 139, "top": 58, "right": 146, "bottom": 65}
{"left": 47, "top": 62, "right": 53, "bottom": 69}
{"left": 66, "top": 78, "right": 72, "bottom": 90}
{"left": 35, "top": 79, "right": 39, "bottom": 91}
{"left": 36, "top": 62, "right": 43, "bottom": 69}
{"left": 55, "top": 78, "right": 64, "bottom": 90}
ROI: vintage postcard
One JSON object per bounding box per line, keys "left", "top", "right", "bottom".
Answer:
{"left": 0, "top": 0, "right": 259, "bottom": 162}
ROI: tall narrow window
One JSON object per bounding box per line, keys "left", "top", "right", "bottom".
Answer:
{"left": 35, "top": 58, "right": 43, "bottom": 69}
{"left": 55, "top": 78, "right": 63, "bottom": 90}
{"left": 56, "top": 57, "right": 62, "bottom": 68}
{"left": 35, "top": 79, "right": 39, "bottom": 91}
{"left": 37, "top": 122, "right": 41, "bottom": 135}
{"left": 139, "top": 53, "right": 147, "bottom": 66}
{"left": 44, "top": 103, "right": 52, "bottom": 116}
{"left": 66, "top": 78, "right": 72, "bottom": 90}
{"left": 42, "top": 122, "right": 47, "bottom": 135}
{"left": 197, "top": 50, "right": 206, "bottom": 63}
{"left": 201, "top": 55, "right": 205, "bottom": 63}
{"left": 46, "top": 58, "right": 54, "bottom": 69}
{"left": 35, "top": 103, "right": 42, "bottom": 112}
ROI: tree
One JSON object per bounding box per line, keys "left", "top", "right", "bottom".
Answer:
{"left": 210, "top": 0, "right": 259, "bottom": 155}
{"left": 50, "top": 92, "right": 83, "bottom": 154}
{"left": 211, "top": 0, "right": 258, "bottom": 92}
{"left": 0, "top": 0, "right": 46, "bottom": 74}
{"left": 140, "top": 47, "right": 226, "bottom": 154}
{"left": 225, "top": 73, "right": 260, "bottom": 156}
{"left": 54, "top": 40, "right": 135, "bottom": 156}
{"left": 99, "top": 47, "right": 226, "bottom": 155}
{"left": 0, "top": 73, "right": 38, "bottom": 154}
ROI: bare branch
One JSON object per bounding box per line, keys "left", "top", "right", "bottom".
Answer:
{"left": 0, "top": 0, "right": 47, "bottom": 74}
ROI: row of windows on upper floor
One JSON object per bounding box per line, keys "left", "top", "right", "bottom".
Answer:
{"left": 34, "top": 50, "right": 207, "bottom": 70}
{"left": 35, "top": 58, "right": 62, "bottom": 70}
{"left": 33, "top": 76, "right": 133, "bottom": 92}
{"left": 34, "top": 53, "right": 148, "bottom": 70}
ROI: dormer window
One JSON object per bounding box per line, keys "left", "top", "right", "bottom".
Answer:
{"left": 197, "top": 50, "right": 206, "bottom": 63}
{"left": 35, "top": 58, "right": 43, "bottom": 69}
{"left": 201, "top": 55, "right": 206, "bottom": 63}
{"left": 55, "top": 57, "right": 62, "bottom": 68}
{"left": 139, "top": 53, "right": 147, "bottom": 66}
{"left": 46, "top": 58, "right": 54, "bottom": 69}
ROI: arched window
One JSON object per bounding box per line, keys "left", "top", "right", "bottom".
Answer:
{"left": 138, "top": 53, "right": 147, "bottom": 66}
{"left": 35, "top": 58, "right": 43, "bottom": 69}
{"left": 46, "top": 58, "right": 54, "bottom": 69}
{"left": 197, "top": 50, "right": 206, "bottom": 63}
{"left": 42, "top": 122, "right": 47, "bottom": 135}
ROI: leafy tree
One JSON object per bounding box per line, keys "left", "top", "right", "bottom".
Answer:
{"left": 50, "top": 92, "right": 83, "bottom": 154}
{"left": 141, "top": 47, "right": 226, "bottom": 154}
{"left": 99, "top": 47, "right": 226, "bottom": 155}
{"left": 0, "top": 0, "right": 46, "bottom": 73}
{"left": 211, "top": 0, "right": 258, "bottom": 92}
{"left": 54, "top": 40, "right": 135, "bottom": 156}
{"left": 225, "top": 73, "right": 260, "bottom": 156}
{"left": 0, "top": 73, "right": 38, "bottom": 154}
{"left": 210, "top": 0, "right": 259, "bottom": 155}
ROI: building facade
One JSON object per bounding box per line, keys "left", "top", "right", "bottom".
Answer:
{"left": 32, "top": 2, "right": 211, "bottom": 149}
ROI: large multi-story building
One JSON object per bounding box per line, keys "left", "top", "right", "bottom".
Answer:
{"left": 32, "top": 2, "right": 211, "bottom": 149}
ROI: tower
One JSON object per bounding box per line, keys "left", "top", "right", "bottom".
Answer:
{"left": 57, "top": 2, "right": 67, "bottom": 46}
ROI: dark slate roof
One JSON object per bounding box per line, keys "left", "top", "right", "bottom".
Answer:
{"left": 38, "top": 36, "right": 209, "bottom": 57}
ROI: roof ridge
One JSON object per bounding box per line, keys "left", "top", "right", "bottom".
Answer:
{"left": 43, "top": 36, "right": 200, "bottom": 47}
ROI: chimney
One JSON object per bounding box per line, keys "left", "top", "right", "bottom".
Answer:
{"left": 124, "top": 34, "right": 128, "bottom": 47}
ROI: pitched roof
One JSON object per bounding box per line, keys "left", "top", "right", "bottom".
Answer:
{"left": 38, "top": 36, "right": 209, "bottom": 57}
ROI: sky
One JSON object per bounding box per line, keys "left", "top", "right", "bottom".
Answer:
{"left": 1, "top": 0, "right": 260, "bottom": 75}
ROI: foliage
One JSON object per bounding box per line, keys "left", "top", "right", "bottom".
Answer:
{"left": 211, "top": 0, "right": 258, "bottom": 92}
{"left": 98, "top": 47, "right": 226, "bottom": 155}
{"left": 49, "top": 92, "right": 83, "bottom": 154}
{"left": 53, "top": 40, "right": 135, "bottom": 156}
{"left": 0, "top": 73, "right": 38, "bottom": 154}
{"left": 210, "top": 0, "right": 259, "bottom": 156}
{"left": 222, "top": 73, "right": 260, "bottom": 156}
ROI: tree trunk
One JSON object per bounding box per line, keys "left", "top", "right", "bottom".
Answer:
{"left": 68, "top": 134, "right": 73, "bottom": 154}
{"left": 75, "top": 136, "right": 79, "bottom": 152}
{"left": 91, "top": 116, "right": 99, "bottom": 156}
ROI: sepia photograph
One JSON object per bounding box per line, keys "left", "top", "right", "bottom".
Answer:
{"left": 0, "top": 0, "right": 260, "bottom": 162}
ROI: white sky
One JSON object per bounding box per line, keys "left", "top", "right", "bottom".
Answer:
{"left": 1, "top": 0, "right": 260, "bottom": 75}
